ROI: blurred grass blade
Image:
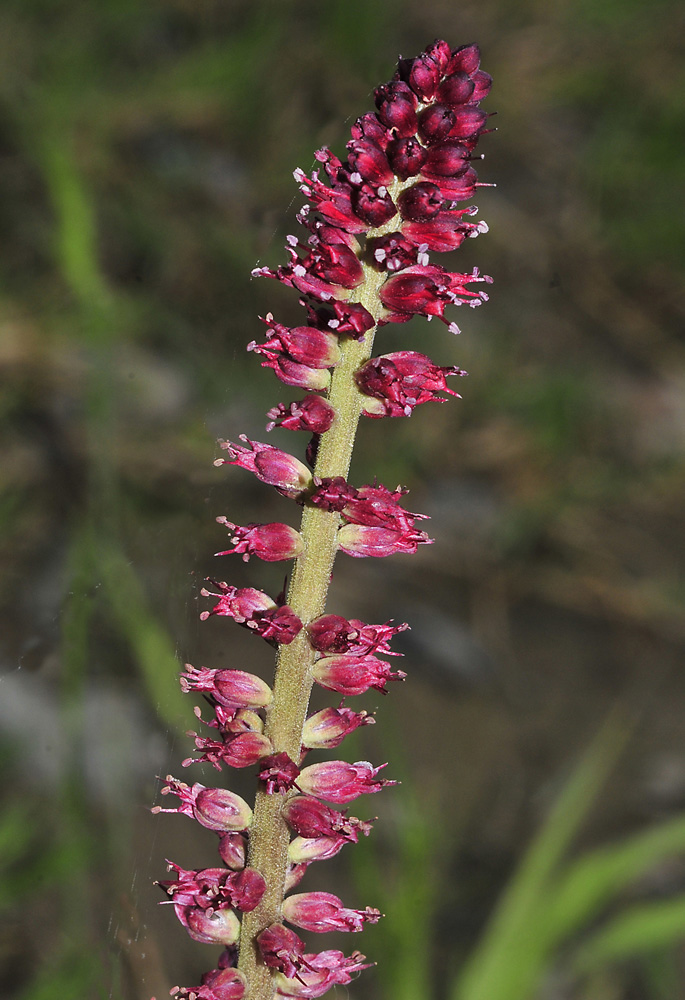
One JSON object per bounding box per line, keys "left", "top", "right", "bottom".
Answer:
{"left": 453, "top": 715, "right": 629, "bottom": 1000}
{"left": 545, "top": 813, "right": 685, "bottom": 943}
{"left": 98, "top": 541, "right": 187, "bottom": 734}
{"left": 573, "top": 895, "right": 685, "bottom": 973}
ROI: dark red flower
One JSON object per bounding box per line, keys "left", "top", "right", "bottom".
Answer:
{"left": 199, "top": 582, "right": 302, "bottom": 644}
{"left": 179, "top": 664, "right": 273, "bottom": 708}
{"left": 214, "top": 519, "right": 303, "bottom": 562}
{"left": 356, "top": 350, "right": 466, "bottom": 417}
{"left": 170, "top": 967, "right": 247, "bottom": 1000}
{"left": 302, "top": 705, "right": 374, "bottom": 749}
{"left": 282, "top": 891, "right": 381, "bottom": 933}
{"left": 297, "top": 760, "right": 396, "bottom": 804}
{"left": 307, "top": 614, "right": 409, "bottom": 656}
{"left": 282, "top": 795, "right": 373, "bottom": 842}
{"left": 312, "top": 654, "right": 406, "bottom": 696}
{"left": 338, "top": 523, "right": 433, "bottom": 557}
{"left": 215, "top": 436, "right": 312, "bottom": 499}
{"left": 258, "top": 752, "right": 301, "bottom": 794}
{"left": 152, "top": 776, "right": 253, "bottom": 832}
{"left": 266, "top": 396, "right": 336, "bottom": 434}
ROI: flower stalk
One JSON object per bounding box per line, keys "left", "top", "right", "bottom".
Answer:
{"left": 153, "top": 38, "right": 493, "bottom": 1000}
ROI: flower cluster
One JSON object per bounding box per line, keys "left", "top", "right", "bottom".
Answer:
{"left": 153, "top": 38, "right": 492, "bottom": 1000}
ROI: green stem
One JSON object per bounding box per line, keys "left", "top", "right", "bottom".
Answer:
{"left": 237, "top": 181, "right": 406, "bottom": 998}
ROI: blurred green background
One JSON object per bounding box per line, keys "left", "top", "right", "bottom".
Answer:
{"left": 1, "top": 1, "right": 684, "bottom": 998}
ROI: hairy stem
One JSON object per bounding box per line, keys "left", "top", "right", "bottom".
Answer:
{"left": 237, "top": 188, "right": 405, "bottom": 999}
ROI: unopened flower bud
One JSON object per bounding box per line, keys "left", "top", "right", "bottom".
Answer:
{"left": 215, "top": 436, "right": 312, "bottom": 499}
{"left": 386, "top": 136, "right": 427, "bottom": 179}
{"left": 153, "top": 776, "right": 252, "bottom": 832}
{"left": 338, "top": 523, "right": 433, "bottom": 558}
{"left": 418, "top": 104, "right": 456, "bottom": 144}
{"left": 266, "top": 397, "right": 336, "bottom": 434}
{"left": 398, "top": 182, "right": 444, "bottom": 222}
{"left": 297, "top": 760, "right": 396, "bottom": 804}
{"left": 218, "top": 832, "right": 247, "bottom": 870}
{"left": 437, "top": 71, "right": 476, "bottom": 106}
{"left": 302, "top": 705, "right": 374, "bottom": 749}
{"left": 177, "top": 905, "right": 242, "bottom": 946}
{"left": 215, "top": 520, "right": 303, "bottom": 563}
{"left": 374, "top": 81, "right": 417, "bottom": 137}
{"left": 180, "top": 665, "right": 273, "bottom": 709}
{"left": 288, "top": 835, "right": 352, "bottom": 864}
{"left": 282, "top": 795, "right": 373, "bottom": 842}
{"left": 282, "top": 891, "right": 381, "bottom": 934}
{"left": 313, "top": 653, "right": 406, "bottom": 696}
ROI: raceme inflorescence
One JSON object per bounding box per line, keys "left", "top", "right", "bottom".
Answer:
{"left": 152, "top": 38, "right": 493, "bottom": 1000}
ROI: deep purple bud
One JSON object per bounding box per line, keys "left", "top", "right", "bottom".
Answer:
{"left": 418, "top": 104, "right": 456, "bottom": 144}
{"left": 437, "top": 71, "right": 476, "bottom": 106}
{"left": 183, "top": 730, "right": 273, "bottom": 770}
{"left": 347, "top": 139, "right": 394, "bottom": 186}
{"left": 351, "top": 183, "right": 397, "bottom": 228}
{"left": 288, "top": 835, "right": 351, "bottom": 864}
{"left": 374, "top": 81, "right": 418, "bottom": 137}
{"left": 350, "top": 112, "right": 391, "bottom": 148}
{"left": 338, "top": 523, "right": 433, "bottom": 558}
{"left": 471, "top": 69, "right": 493, "bottom": 102}
{"left": 215, "top": 436, "right": 312, "bottom": 499}
{"left": 448, "top": 42, "right": 481, "bottom": 75}
{"left": 448, "top": 106, "right": 488, "bottom": 140}
{"left": 386, "top": 136, "right": 427, "bottom": 179}
{"left": 312, "top": 653, "right": 406, "bottom": 696}
{"left": 398, "top": 182, "right": 443, "bottom": 222}
{"left": 422, "top": 140, "right": 471, "bottom": 178}
{"left": 397, "top": 52, "right": 442, "bottom": 100}
{"left": 250, "top": 317, "right": 342, "bottom": 368}
{"left": 177, "top": 905, "right": 242, "bottom": 946}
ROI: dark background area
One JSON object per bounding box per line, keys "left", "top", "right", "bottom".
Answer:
{"left": 1, "top": 1, "right": 684, "bottom": 998}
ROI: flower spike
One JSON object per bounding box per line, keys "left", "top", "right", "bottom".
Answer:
{"left": 153, "top": 37, "right": 495, "bottom": 1000}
